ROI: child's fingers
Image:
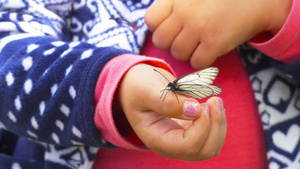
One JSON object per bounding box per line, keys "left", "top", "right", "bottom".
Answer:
{"left": 147, "top": 103, "right": 211, "bottom": 159}
{"left": 152, "top": 15, "right": 183, "bottom": 50}
{"left": 175, "top": 97, "right": 226, "bottom": 161}
{"left": 190, "top": 34, "right": 236, "bottom": 69}
{"left": 194, "top": 97, "right": 227, "bottom": 159}
{"left": 165, "top": 97, "right": 226, "bottom": 161}
{"left": 139, "top": 97, "right": 226, "bottom": 161}
{"left": 170, "top": 27, "right": 200, "bottom": 61}
{"left": 189, "top": 42, "right": 219, "bottom": 69}
{"left": 144, "top": 0, "right": 172, "bottom": 31}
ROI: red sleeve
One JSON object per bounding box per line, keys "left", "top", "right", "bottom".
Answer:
{"left": 93, "top": 54, "right": 173, "bottom": 150}
{"left": 249, "top": 0, "right": 300, "bottom": 63}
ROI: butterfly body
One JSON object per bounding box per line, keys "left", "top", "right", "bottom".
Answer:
{"left": 154, "top": 67, "right": 222, "bottom": 102}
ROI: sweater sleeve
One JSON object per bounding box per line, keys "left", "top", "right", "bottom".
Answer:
{"left": 0, "top": 0, "right": 137, "bottom": 148}
{"left": 94, "top": 54, "right": 173, "bottom": 149}
{"left": 0, "top": 35, "right": 135, "bottom": 148}
{"left": 249, "top": 0, "right": 300, "bottom": 63}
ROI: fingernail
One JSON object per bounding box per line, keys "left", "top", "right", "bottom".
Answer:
{"left": 183, "top": 101, "right": 200, "bottom": 117}
{"left": 216, "top": 98, "right": 223, "bottom": 112}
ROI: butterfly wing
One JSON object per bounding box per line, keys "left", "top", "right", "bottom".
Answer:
{"left": 176, "top": 84, "right": 222, "bottom": 99}
{"left": 174, "top": 67, "right": 222, "bottom": 99}
{"left": 175, "top": 67, "right": 219, "bottom": 85}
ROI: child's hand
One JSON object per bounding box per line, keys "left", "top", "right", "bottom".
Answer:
{"left": 145, "top": 0, "right": 292, "bottom": 69}
{"left": 118, "top": 64, "right": 226, "bottom": 161}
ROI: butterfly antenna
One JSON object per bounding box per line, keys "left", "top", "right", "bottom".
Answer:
{"left": 153, "top": 69, "right": 171, "bottom": 83}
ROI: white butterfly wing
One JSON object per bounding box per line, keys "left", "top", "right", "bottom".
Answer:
{"left": 176, "top": 67, "right": 219, "bottom": 85}
{"left": 175, "top": 67, "right": 222, "bottom": 99}
{"left": 177, "top": 84, "right": 222, "bottom": 99}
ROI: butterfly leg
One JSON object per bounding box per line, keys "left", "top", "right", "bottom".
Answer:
{"left": 160, "top": 86, "right": 169, "bottom": 99}
{"left": 160, "top": 89, "right": 179, "bottom": 103}
{"left": 160, "top": 88, "right": 170, "bottom": 101}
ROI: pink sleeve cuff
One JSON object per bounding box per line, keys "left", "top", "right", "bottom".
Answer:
{"left": 249, "top": 0, "right": 300, "bottom": 63}
{"left": 93, "top": 54, "right": 173, "bottom": 150}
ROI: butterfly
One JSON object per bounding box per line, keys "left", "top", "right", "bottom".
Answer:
{"left": 154, "top": 67, "right": 222, "bottom": 102}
